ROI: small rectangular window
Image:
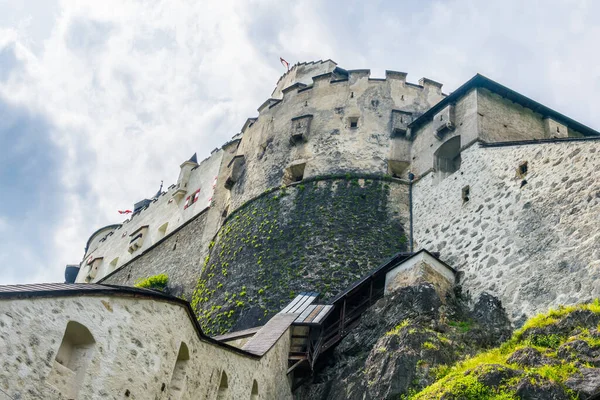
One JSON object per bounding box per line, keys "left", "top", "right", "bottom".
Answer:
{"left": 518, "top": 161, "right": 528, "bottom": 177}
{"left": 184, "top": 189, "right": 201, "bottom": 209}
{"left": 349, "top": 117, "right": 359, "bottom": 128}
{"left": 462, "top": 185, "right": 470, "bottom": 203}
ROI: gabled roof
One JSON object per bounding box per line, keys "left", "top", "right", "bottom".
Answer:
{"left": 329, "top": 249, "right": 446, "bottom": 304}
{"left": 409, "top": 74, "right": 600, "bottom": 137}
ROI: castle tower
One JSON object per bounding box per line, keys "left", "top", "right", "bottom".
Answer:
{"left": 79, "top": 61, "right": 599, "bottom": 338}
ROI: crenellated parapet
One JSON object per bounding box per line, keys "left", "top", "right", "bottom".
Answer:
{"left": 225, "top": 65, "right": 447, "bottom": 210}
{"left": 75, "top": 60, "right": 600, "bottom": 307}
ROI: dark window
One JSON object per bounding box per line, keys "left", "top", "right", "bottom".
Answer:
{"left": 462, "top": 186, "right": 470, "bottom": 203}
{"left": 518, "top": 161, "right": 528, "bottom": 177}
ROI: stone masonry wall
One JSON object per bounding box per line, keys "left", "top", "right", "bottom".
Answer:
{"left": 101, "top": 211, "right": 209, "bottom": 298}
{"left": 0, "top": 295, "right": 291, "bottom": 400}
{"left": 413, "top": 139, "right": 600, "bottom": 325}
{"left": 228, "top": 70, "right": 445, "bottom": 211}
{"left": 194, "top": 176, "right": 409, "bottom": 335}
{"left": 78, "top": 148, "right": 224, "bottom": 283}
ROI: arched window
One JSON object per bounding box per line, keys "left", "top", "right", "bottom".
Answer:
{"left": 251, "top": 380, "right": 259, "bottom": 400}
{"left": 46, "top": 321, "right": 96, "bottom": 398}
{"left": 168, "top": 342, "right": 190, "bottom": 399}
{"left": 216, "top": 371, "right": 228, "bottom": 400}
{"left": 434, "top": 135, "right": 461, "bottom": 183}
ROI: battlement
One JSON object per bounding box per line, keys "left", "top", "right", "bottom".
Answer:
{"left": 74, "top": 61, "right": 599, "bottom": 317}
{"left": 271, "top": 59, "right": 338, "bottom": 98}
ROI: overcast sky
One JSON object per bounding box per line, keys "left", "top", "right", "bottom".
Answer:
{"left": 0, "top": 0, "right": 599, "bottom": 285}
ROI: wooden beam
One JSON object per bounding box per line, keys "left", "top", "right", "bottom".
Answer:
{"left": 287, "top": 358, "right": 307, "bottom": 375}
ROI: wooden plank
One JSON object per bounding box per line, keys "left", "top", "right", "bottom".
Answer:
{"left": 304, "top": 305, "right": 325, "bottom": 323}
{"left": 289, "top": 293, "right": 317, "bottom": 314}
{"left": 311, "top": 305, "right": 334, "bottom": 324}
{"left": 295, "top": 305, "right": 316, "bottom": 323}
{"left": 280, "top": 294, "right": 308, "bottom": 314}
{"left": 287, "top": 359, "right": 307, "bottom": 375}
{"left": 242, "top": 313, "right": 298, "bottom": 355}
{"left": 287, "top": 295, "right": 309, "bottom": 313}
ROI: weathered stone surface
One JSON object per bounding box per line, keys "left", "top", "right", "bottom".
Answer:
{"left": 414, "top": 140, "right": 600, "bottom": 323}
{"left": 512, "top": 376, "right": 571, "bottom": 400}
{"left": 473, "top": 364, "right": 521, "bottom": 388}
{"left": 298, "top": 283, "right": 512, "bottom": 400}
{"left": 565, "top": 367, "right": 600, "bottom": 398}
{"left": 102, "top": 211, "right": 209, "bottom": 298}
{"left": 0, "top": 295, "right": 292, "bottom": 400}
{"left": 196, "top": 178, "right": 409, "bottom": 335}
{"left": 558, "top": 339, "right": 600, "bottom": 367}
{"left": 507, "top": 347, "right": 557, "bottom": 367}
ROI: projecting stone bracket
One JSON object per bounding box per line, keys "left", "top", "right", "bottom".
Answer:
{"left": 391, "top": 110, "right": 413, "bottom": 138}
{"left": 290, "top": 115, "right": 313, "bottom": 144}
{"left": 224, "top": 155, "right": 246, "bottom": 190}
{"left": 433, "top": 105, "right": 455, "bottom": 140}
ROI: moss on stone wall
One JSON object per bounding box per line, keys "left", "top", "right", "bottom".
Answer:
{"left": 192, "top": 175, "right": 408, "bottom": 335}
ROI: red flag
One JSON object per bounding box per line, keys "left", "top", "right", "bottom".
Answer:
{"left": 280, "top": 57, "right": 290, "bottom": 71}
{"left": 118, "top": 210, "right": 132, "bottom": 214}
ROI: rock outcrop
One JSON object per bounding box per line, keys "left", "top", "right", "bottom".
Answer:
{"left": 299, "top": 284, "right": 600, "bottom": 399}
{"left": 298, "top": 283, "right": 512, "bottom": 399}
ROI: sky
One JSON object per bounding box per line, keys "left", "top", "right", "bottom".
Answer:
{"left": 0, "top": 0, "right": 599, "bottom": 285}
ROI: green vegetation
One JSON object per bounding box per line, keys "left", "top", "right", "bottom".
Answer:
{"left": 386, "top": 319, "right": 411, "bottom": 335}
{"left": 448, "top": 319, "right": 473, "bottom": 333}
{"left": 408, "top": 300, "right": 600, "bottom": 399}
{"left": 134, "top": 273, "right": 168, "bottom": 291}
{"left": 191, "top": 175, "right": 408, "bottom": 335}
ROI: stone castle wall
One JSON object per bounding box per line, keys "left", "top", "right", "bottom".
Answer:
{"left": 101, "top": 210, "right": 209, "bottom": 297}
{"left": 78, "top": 148, "right": 224, "bottom": 283}
{"left": 413, "top": 139, "right": 600, "bottom": 324}
{"left": 196, "top": 177, "right": 409, "bottom": 335}
{"left": 80, "top": 61, "right": 600, "bottom": 335}
{"left": 0, "top": 295, "right": 292, "bottom": 400}
{"left": 228, "top": 69, "right": 446, "bottom": 211}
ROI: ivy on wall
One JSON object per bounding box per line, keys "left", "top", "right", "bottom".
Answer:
{"left": 192, "top": 175, "right": 408, "bottom": 335}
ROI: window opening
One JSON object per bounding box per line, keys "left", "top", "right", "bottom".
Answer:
{"left": 46, "top": 321, "right": 96, "bottom": 399}
{"left": 349, "top": 117, "right": 359, "bottom": 128}
{"left": 109, "top": 257, "right": 119, "bottom": 272}
{"left": 184, "top": 189, "right": 201, "bottom": 209}
{"left": 251, "top": 380, "right": 259, "bottom": 400}
{"left": 433, "top": 136, "right": 461, "bottom": 183}
{"left": 518, "top": 161, "right": 528, "bottom": 177}
{"left": 168, "top": 342, "right": 190, "bottom": 399}
{"left": 283, "top": 162, "right": 306, "bottom": 185}
{"left": 216, "top": 371, "right": 228, "bottom": 400}
{"left": 462, "top": 186, "right": 470, "bottom": 203}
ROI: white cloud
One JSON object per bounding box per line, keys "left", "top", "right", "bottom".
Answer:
{"left": 0, "top": 0, "right": 599, "bottom": 284}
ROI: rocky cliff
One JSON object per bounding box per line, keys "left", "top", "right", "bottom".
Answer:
{"left": 299, "top": 283, "right": 600, "bottom": 399}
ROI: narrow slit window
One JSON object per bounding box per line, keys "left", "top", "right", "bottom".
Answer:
{"left": 216, "top": 371, "right": 228, "bottom": 400}
{"left": 167, "top": 342, "right": 189, "bottom": 399}
{"left": 251, "top": 380, "right": 259, "bottom": 400}
{"left": 462, "top": 185, "right": 470, "bottom": 203}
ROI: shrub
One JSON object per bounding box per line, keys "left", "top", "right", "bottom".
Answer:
{"left": 134, "top": 274, "right": 168, "bottom": 291}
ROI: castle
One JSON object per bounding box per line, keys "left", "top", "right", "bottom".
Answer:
{"left": 1, "top": 60, "right": 598, "bottom": 399}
